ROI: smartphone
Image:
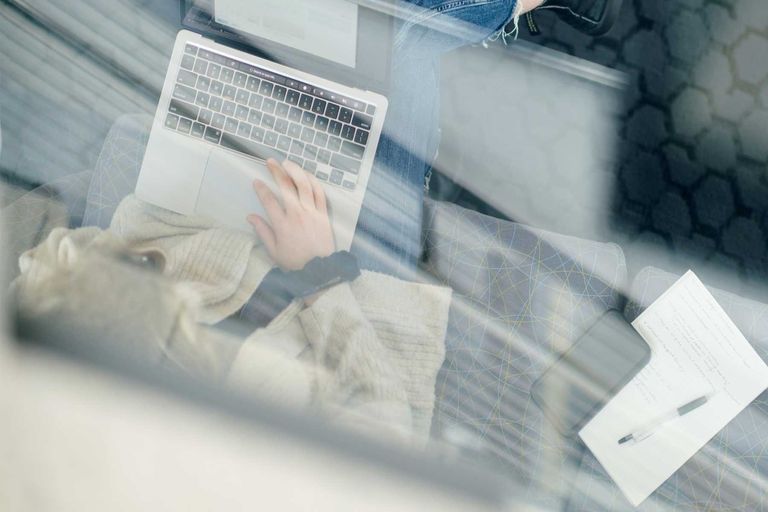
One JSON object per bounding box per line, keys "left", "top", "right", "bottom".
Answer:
{"left": 530, "top": 310, "right": 651, "bottom": 438}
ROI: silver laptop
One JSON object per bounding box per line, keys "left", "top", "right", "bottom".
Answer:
{"left": 136, "top": 1, "right": 390, "bottom": 250}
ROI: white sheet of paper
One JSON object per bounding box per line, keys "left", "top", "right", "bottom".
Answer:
{"left": 215, "top": 0, "right": 358, "bottom": 68}
{"left": 579, "top": 271, "right": 768, "bottom": 506}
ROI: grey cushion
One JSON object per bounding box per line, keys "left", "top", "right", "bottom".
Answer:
{"left": 83, "top": 114, "right": 151, "bottom": 228}
{"left": 422, "top": 199, "right": 627, "bottom": 506}
{"left": 568, "top": 267, "right": 768, "bottom": 512}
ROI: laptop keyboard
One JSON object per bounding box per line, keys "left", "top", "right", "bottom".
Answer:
{"left": 164, "top": 43, "right": 377, "bottom": 190}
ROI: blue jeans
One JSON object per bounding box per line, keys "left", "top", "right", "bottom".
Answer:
{"left": 350, "top": 0, "right": 518, "bottom": 276}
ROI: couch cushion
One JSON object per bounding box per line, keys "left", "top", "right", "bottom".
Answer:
{"left": 568, "top": 266, "right": 768, "bottom": 511}
{"left": 421, "top": 199, "right": 627, "bottom": 506}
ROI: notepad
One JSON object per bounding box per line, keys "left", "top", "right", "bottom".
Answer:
{"left": 579, "top": 271, "right": 768, "bottom": 506}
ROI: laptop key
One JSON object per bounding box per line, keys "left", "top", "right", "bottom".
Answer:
{"left": 354, "top": 129, "right": 369, "bottom": 146}
{"left": 299, "top": 94, "right": 313, "bottom": 110}
{"left": 181, "top": 54, "right": 196, "bottom": 70}
{"left": 169, "top": 99, "right": 199, "bottom": 120}
{"left": 207, "top": 63, "right": 221, "bottom": 79}
{"left": 193, "top": 59, "right": 207, "bottom": 75}
{"left": 178, "top": 117, "right": 193, "bottom": 134}
{"left": 339, "top": 108, "right": 353, "bottom": 124}
{"left": 205, "top": 126, "right": 222, "bottom": 143}
{"left": 288, "top": 123, "right": 302, "bottom": 138}
{"left": 331, "top": 153, "right": 361, "bottom": 174}
{"left": 185, "top": 44, "right": 198, "bottom": 55}
{"left": 199, "top": 109, "right": 213, "bottom": 125}
{"left": 341, "top": 125, "right": 355, "bottom": 141}
{"left": 316, "top": 171, "right": 329, "bottom": 181}
{"left": 246, "top": 76, "right": 260, "bottom": 92}
{"left": 317, "top": 149, "right": 331, "bottom": 164}
{"left": 341, "top": 140, "right": 365, "bottom": 160}
{"left": 351, "top": 112, "right": 373, "bottom": 131}
{"left": 220, "top": 68, "right": 234, "bottom": 83}
{"left": 195, "top": 92, "right": 210, "bottom": 107}
{"left": 328, "top": 121, "right": 342, "bottom": 137}
{"left": 210, "top": 80, "right": 224, "bottom": 96}
{"left": 275, "top": 103, "right": 290, "bottom": 118}
{"left": 312, "top": 99, "right": 327, "bottom": 114}
{"left": 273, "top": 85, "right": 287, "bottom": 101}
{"left": 222, "top": 101, "right": 236, "bottom": 117}
{"left": 278, "top": 135, "right": 292, "bottom": 152}
{"left": 234, "top": 72, "right": 248, "bottom": 87}
{"left": 315, "top": 116, "right": 329, "bottom": 132}
{"left": 225, "top": 118, "right": 239, "bottom": 134}
{"left": 302, "top": 111, "right": 316, "bottom": 127}
{"left": 165, "top": 113, "right": 179, "bottom": 129}
{"left": 328, "top": 137, "right": 342, "bottom": 152}
{"left": 301, "top": 127, "right": 315, "bottom": 143}
{"left": 289, "top": 107, "right": 302, "bottom": 122}
{"left": 288, "top": 155, "right": 304, "bottom": 168}
{"left": 173, "top": 84, "right": 197, "bottom": 103}
{"left": 305, "top": 161, "right": 317, "bottom": 173}
{"left": 286, "top": 90, "right": 301, "bottom": 106}
{"left": 330, "top": 170, "right": 344, "bottom": 185}
{"left": 251, "top": 126, "right": 265, "bottom": 142}
{"left": 209, "top": 96, "right": 223, "bottom": 112}
{"left": 264, "top": 131, "right": 279, "bottom": 147}
{"left": 235, "top": 105, "right": 249, "bottom": 121}
{"left": 223, "top": 85, "right": 237, "bottom": 100}
{"left": 263, "top": 98, "right": 277, "bottom": 114}
{"left": 275, "top": 119, "right": 289, "bottom": 134}
{"left": 290, "top": 140, "right": 304, "bottom": 155}
{"left": 304, "top": 144, "right": 318, "bottom": 161}
{"left": 236, "top": 89, "right": 250, "bottom": 105}
{"left": 366, "top": 104, "right": 376, "bottom": 115}
{"left": 177, "top": 69, "right": 197, "bottom": 86}
{"left": 342, "top": 180, "right": 355, "bottom": 190}
{"left": 191, "top": 122, "right": 206, "bottom": 138}
{"left": 325, "top": 103, "right": 340, "bottom": 119}
{"left": 237, "top": 122, "right": 252, "bottom": 139}
{"left": 259, "top": 82, "right": 274, "bottom": 96}
{"left": 221, "top": 132, "right": 286, "bottom": 162}
{"left": 262, "top": 114, "right": 276, "bottom": 130}
{"left": 212, "top": 113, "right": 226, "bottom": 129}
{"left": 196, "top": 76, "right": 211, "bottom": 92}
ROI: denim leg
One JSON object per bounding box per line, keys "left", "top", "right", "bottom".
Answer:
{"left": 350, "top": 0, "right": 519, "bottom": 277}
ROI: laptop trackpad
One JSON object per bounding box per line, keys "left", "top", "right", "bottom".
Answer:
{"left": 195, "top": 149, "right": 277, "bottom": 233}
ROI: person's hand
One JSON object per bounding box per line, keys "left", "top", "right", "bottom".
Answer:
{"left": 247, "top": 158, "right": 335, "bottom": 271}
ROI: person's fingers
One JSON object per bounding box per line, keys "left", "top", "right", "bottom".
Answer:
{"left": 281, "top": 159, "right": 315, "bottom": 209}
{"left": 307, "top": 172, "right": 327, "bottom": 214}
{"left": 247, "top": 214, "right": 277, "bottom": 257}
{"left": 253, "top": 179, "right": 285, "bottom": 225}
{"left": 266, "top": 158, "right": 298, "bottom": 208}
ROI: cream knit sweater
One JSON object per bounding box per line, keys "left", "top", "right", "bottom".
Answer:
{"left": 14, "top": 196, "right": 451, "bottom": 446}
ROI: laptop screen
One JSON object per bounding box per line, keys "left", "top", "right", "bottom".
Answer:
{"left": 214, "top": 0, "right": 359, "bottom": 69}
{"left": 183, "top": 0, "right": 392, "bottom": 93}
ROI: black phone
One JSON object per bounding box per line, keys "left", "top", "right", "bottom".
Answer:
{"left": 530, "top": 310, "right": 651, "bottom": 438}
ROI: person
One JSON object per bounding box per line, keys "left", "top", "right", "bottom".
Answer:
{"left": 12, "top": 0, "right": 623, "bottom": 446}
{"left": 348, "top": 0, "right": 623, "bottom": 276}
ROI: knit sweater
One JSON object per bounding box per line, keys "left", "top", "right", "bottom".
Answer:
{"left": 14, "top": 195, "right": 451, "bottom": 445}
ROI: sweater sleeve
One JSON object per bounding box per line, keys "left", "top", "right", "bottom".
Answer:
{"left": 298, "top": 283, "right": 414, "bottom": 442}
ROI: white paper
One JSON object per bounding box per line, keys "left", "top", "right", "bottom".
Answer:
{"left": 579, "top": 271, "right": 768, "bottom": 506}
{"left": 215, "top": 0, "right": 358, "bottom": 68}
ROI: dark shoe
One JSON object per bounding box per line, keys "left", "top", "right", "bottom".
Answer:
{"left": 523, "top": 0, "right": 624, "bottom": 36}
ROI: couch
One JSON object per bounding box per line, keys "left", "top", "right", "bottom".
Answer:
{"left": 3, "top": 115, "right": 767, "bottom": 511}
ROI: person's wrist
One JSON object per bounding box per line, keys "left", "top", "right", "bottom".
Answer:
{"left": 286, "top": 251, "right": 359, "bottom": 302}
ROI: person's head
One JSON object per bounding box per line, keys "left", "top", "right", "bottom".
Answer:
{"left": 12, "top": 228, "right": 227, "bottom": 378}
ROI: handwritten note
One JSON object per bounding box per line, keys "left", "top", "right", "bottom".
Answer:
{"left": 580, "top": 271, "right": 768, "bottom": 506}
